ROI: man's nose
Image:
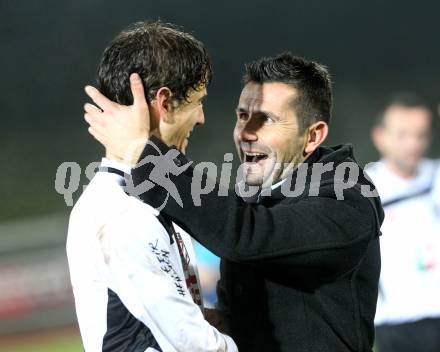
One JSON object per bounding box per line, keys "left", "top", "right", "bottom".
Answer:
{"left": 239, "top": 119, "right": 258, "bottom": 142}
{"left": 197, "top": 108, "right": 205, "bottom": 125}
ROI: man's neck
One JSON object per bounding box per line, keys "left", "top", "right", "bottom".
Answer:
{"left": 150, "top": 128, "right": 186, "bottom": 155}
{"left": 275, "top": 152, "right": 310, "bottom": 184}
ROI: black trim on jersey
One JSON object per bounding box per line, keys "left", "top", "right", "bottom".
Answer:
{"left": 156, "top": 213, "right": 175, "bottom": 245}
{"left": 98, "top": 166, "right": 130, "bottom": 179}
{"left": 382, "top": 161, "right": 439, "bottom": 208}
{"left": 382, "top": 185, "right": 432, "bottom": 208}
{"left": 102, "top": 289, "right": 162, "bottom": 352}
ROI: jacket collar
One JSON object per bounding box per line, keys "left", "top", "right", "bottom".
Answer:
{"left": 255, "top": 144, "right": 356, "bottom": 203}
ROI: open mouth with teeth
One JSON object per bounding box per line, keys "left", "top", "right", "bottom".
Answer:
{"left": 243, "top": 152, "right": 269, "bottom": 163}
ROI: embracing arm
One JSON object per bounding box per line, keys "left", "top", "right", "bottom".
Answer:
{"left": 131, "top": 137, "right": 377, "bottom": 282}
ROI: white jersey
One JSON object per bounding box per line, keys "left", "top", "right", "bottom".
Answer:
{"left": 366, "top": 158, "right": 440, "bottom": 325}
{"left": 66, "top": 159, "right": 237, "bottom": 352}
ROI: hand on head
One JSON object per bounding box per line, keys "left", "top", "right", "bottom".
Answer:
{"left": 84, "top": 73, "right": 150, "bottom": 166}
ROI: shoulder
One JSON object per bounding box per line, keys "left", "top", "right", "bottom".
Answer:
{"left": 423, "top": 158, "right": 440, "bottom": 190}
{"left": 68, "top": 172, "right": 164, "bottom": 249}
{"left": 295, "top": 173, "right": 380, "bottom": 231}
{"left": 364, "top": 160, "right": 386, "bottom": 179}
{"left": 100, "top": 196, "right": 170, "bottom": 251}
{"left": 70, "top": 172, "right": 128, "bottom": 221}
{"left": 67, "top": 173, "right": 131, "bottom": 256}
{"left": 433, "top": 158, "right": 440, "bottom": 178}
{"left": 411, "top": 159, "right": 440, "bottom": 189}
{"left": 419, "top": 158, "right": 440, "bottom": 173}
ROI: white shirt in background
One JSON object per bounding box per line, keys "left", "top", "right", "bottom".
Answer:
{"left": 367, "top": 158, "right": 440, "bottom": 326}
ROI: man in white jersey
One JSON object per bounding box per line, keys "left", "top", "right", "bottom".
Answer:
{"left": 367, "top": 93, "right": 440, "bottom": 351}
{"left": 66, "top": 21, "right": 237, "bottom": 352}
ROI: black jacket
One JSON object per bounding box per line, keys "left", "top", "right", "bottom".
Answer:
{"left": 131, "top": 137, "right": 384, "bottom": 352}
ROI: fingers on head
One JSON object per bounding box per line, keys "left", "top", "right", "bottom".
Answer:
{"left": 85, "top": 86, "right": 114, "bottom": 111}
{"left": 88, "top": 126, "right": 107, "bottom": 145}
{"left": 130, "top": 73, "right": 147, "bottom": 109}
{"left": 84, "top": 111, "right": 107, "bottom": 128}
{"left": 84, "top": 102, "right": 102, "bottom": 114}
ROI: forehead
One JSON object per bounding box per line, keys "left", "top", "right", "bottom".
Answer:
{"left": 384, "top": 106, "right": 431, "bottom": 129}
{"left": 238, "top": 82, "right": 297, "bottom": 112}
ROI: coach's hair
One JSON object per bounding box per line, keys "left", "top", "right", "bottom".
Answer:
{"left": 376, "top": 92, "right": 432, "bottom": 126}
{"left": 243, "top": 52, "right": 332, "bottom": 131}
{"left": 97, "top": 20, "right": 212, "bottom": 105}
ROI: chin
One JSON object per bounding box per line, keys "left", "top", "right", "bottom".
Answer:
{"left": 244, "top": 174, "right": 264, "bottom": 187}
{"left": 179, "top": 145, "right": 187, "bottom": 154}
{"left": 243, "top": 159, "right": 278, "bottom": 187}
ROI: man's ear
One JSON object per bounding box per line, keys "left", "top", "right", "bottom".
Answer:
{"left": 371, "top": 125, "right": 384, "bottom": 153}
{"left": 153, "top": 87, "right": 175, "bottom": 123}
{"left": 303, "top": 121, "right": 329, "bottom": 155}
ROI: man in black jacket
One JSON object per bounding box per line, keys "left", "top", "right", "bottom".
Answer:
{"left": 84, "top": 53, "right": 384, "bottom": 351}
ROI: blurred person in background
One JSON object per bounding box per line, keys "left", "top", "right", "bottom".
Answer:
{"left": 67, "top": 21, "right": 237, "bottom": 352}
{"left": 368, "top": 93, "right": 440, "bottom": 352}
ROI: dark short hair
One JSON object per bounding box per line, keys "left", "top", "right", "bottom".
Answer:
{"left": 243, "top": 52, "right": 332, "bottom": 131}
{"left": 376, "top": 92, "right": 432, "bottom": 126}
{"left": 97, "top": 21, "right": 212, "bottom": 105}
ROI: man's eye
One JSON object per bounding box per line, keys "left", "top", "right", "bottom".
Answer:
{"left": 262, "top": 115, "right": 274, "bottom": 123}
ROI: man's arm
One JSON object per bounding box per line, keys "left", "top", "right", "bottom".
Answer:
{"left": 131, "top": 138, "right": 377, "bottom": 283}
{"left": 99, "top": 198, "right": 237, "bottom": 352}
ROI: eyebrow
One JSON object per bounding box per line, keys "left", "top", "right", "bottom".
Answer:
{"left": 235, "top": 107, "right": 280, "bottom": 120}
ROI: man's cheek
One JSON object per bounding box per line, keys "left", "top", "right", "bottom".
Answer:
{"left": 233, "top": 128, "right": 240, "bottom": 145}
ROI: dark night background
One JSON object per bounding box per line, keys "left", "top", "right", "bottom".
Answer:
{"left": 1, "top": 0, "right": 439, "bottom": 221}
{"left": 0, "top": 0, "right": 439, "bottom": 348}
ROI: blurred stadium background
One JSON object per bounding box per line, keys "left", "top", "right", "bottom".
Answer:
{"left": 1, "top": 0, "right": 439, "bottom": 350}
